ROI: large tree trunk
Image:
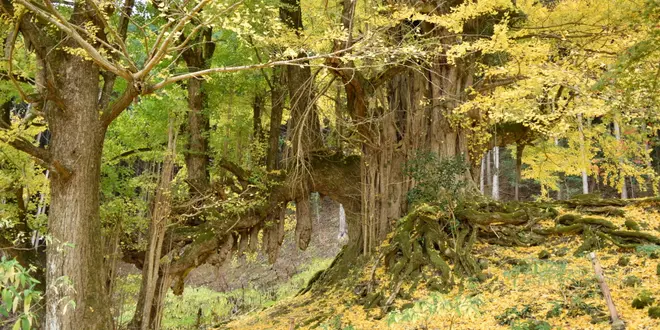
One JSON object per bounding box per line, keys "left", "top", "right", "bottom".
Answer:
{"left": 185, "top": 77, "right": 211, "bottom": 194}
{"left": 45, "top": 54, "right": 112, "bottom": 329}
{"left": 326, "top": 1, "right": 476, "bottom": 254}
{"left": 267, "top": 67, "right": 285, "bottom": 171}
{"left": 280, "top": 0, "right": 322, "bottom": 163}
{"left": 182, "top": 28, "right": 215, "bottom": 194}
{"left": 279, "top": 0, "right": 322, "bottom": 251}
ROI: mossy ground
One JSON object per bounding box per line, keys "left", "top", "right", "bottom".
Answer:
{"left": 223, "top": 202, "right": 660, "bottom": 329}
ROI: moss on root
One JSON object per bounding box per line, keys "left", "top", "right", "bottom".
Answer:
{"left": 308, "top": 197, "right": 660, "bottom": 319}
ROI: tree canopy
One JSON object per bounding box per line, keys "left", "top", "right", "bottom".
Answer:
{"left": 1, "top": 0, "right": 659, "bottom": 329}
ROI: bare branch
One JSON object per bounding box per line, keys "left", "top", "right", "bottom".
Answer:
{"left": 145, "top": 48, "right": 352, "bottom": 92}
{"left": 16, "top": 0, "right": 132, "bottom": 80}
{"left": 136, "top": 0, "right": 218, "bottom": 79}
{"left": 98, "top": 0, "right": 136, "bottom": 111}
{"left": 85, "top": 0, "right": 138, "bottom": 71}
{"left": 0, "top": 71, "right": 35, "bottom": 84}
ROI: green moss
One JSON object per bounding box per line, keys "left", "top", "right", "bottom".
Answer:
{"left": 583, "top": 206, "right": 626, "bottom": 217}
{"left": 625, "top": 219, "right": 641, "bottom": 231}
{"left": 577, "top": 217, "right": 616, "bottom": 229}
{"left": 571, "top": 193, "right": 602, "bottom": 200}
{"left": 538, "top": 250, "right": 551, "bottom": 260}
{"left": 649, "top": 306, "right": 660, "bottom": 319}
{"left": 617, "top": 256, "right": 630, "bottom": 267}
{"left": 632, "top": 290, "right": 655, "bottom": 309}
{"left": 622, "top": 275, "right": 641, "bottom": 287}
{"left": 557, "top": 213, "right": 580, "bottom": 225}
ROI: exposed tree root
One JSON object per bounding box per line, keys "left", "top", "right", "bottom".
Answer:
{"left": 320, "top": 197, "right": 660, "bottom": 315}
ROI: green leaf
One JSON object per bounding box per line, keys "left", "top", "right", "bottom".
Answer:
{"left": 2, "top": 289, "right": 13, "bottom": 309}
{"left": 12, "top": 295, "right": 19, "bottom": 313}
{"left": 24, "top": 293, "right": 32, "bottom": 314}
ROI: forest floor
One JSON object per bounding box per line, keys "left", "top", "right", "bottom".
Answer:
{"left": 223, "top": 202, "right": 660, "bottom": 330}
{"left": 114, "top": 197, "right": 344, "bottom": 328}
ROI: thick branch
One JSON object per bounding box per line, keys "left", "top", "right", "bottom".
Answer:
{"left": 101, "top": 84, "right": 139, "bottom": 127}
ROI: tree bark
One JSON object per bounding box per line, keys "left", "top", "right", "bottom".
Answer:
{"left": 578, "top": 114, "right": 589, "bottom": 194}
{"left": 131, "top": 117, "right": 177, "bottom": 330}
{"left": 480, "top": 152, "right": 486, "bottom": 195}
{"left": 267, "top": 67, "right": 285, "bottom": 171}
{"left": 515, "top": 144, "right": 524, "bottom": 201}
{"left": 45, "top": 53, "right": 112, "bottom": 330}
{"left": 182, "top": 27, "right": 215, "bottom": 195}
{"left": 614, "top": 120, "right": 627, "bottom": 198}
{"left": 253, "top": 92, "right": 264, "bottom": 142}
{"left": 184, "top": 77, "right": 211, "bottom": 194}
{"left": 492, "top": 146, "right": 500, "bottom": 200}
{"left": 280, "top": 0, "right": 322, "bottom": 164}
{"left": 486, "top": 150, "right": 492, "bottom": 188}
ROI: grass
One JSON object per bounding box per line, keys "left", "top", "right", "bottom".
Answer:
{"left": 112, "top": 257, "right": 334, "bottom": 329}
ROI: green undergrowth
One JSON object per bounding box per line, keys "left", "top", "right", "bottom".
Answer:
{"left": 113, "top": 258, "right": 333, "bottom": 329}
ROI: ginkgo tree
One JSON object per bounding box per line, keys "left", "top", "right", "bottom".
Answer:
{"left": 0, "top": 0, "right": 351, "bottom": 328}
{"left": 456, "top": 0, "right": 659, "bottom": 199}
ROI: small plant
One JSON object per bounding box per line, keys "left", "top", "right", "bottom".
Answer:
{"left": 545, "top": 301, "right": 563, "bottom": 318}
{"left": 503, "top": 259, "right": 574, "bottom": 287}
{"left": 319, "top": 314, "right": 355, "bottom": 330}
{"left": 386, "top": 293, "right": 482, "bottom": 327}
{"left": 0, "top": 257, "right": 42, "bottom": 330}
{"left": 495, "top": 305, "right": 533, "bottom": 326}
{"left": 636, "top": 244, "right": 660, "bottom": 258}
{"left": 403, "top": 152, "right": 468, "bottom": 207}
{"left": 511, "top": 319, "right": 552, "bottom": 330}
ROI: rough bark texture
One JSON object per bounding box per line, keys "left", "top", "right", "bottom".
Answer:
{"left": 0, "top": 1, "right": 140, "bottom": 327}
{"left": 295, "top": 195, "right": 312, "bottom": 250}
{"left": 185, "top": 77, "right": 211, "bottom": 194}
{"left": 267, "top": 67, "right": 285, "bottom": 171}
{"left": 323, "top": 1, "right": 478, "bottom": 255}
{"left": 182, "top": 27, "right": 215, "bottom": 195}
{"left": 45, "top": 49, "right": 111, "bottom": 330}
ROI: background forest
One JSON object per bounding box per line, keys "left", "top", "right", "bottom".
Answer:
{"left": 1, "top": 0, "right": 660, "bottom": 329}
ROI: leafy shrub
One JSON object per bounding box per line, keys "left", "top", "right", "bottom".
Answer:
{"left": 403, "top": 152, "right": 468, "bottom": 207}
{"left": 386, "top": 293, "right": 482, "bottom": 327}
{"left": 0, "top": 257, "right": 42, "bottom": 330}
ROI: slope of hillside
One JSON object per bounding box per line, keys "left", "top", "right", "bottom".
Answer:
{"left": 225, "top": 201, "right": 660, "bottom": 330}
